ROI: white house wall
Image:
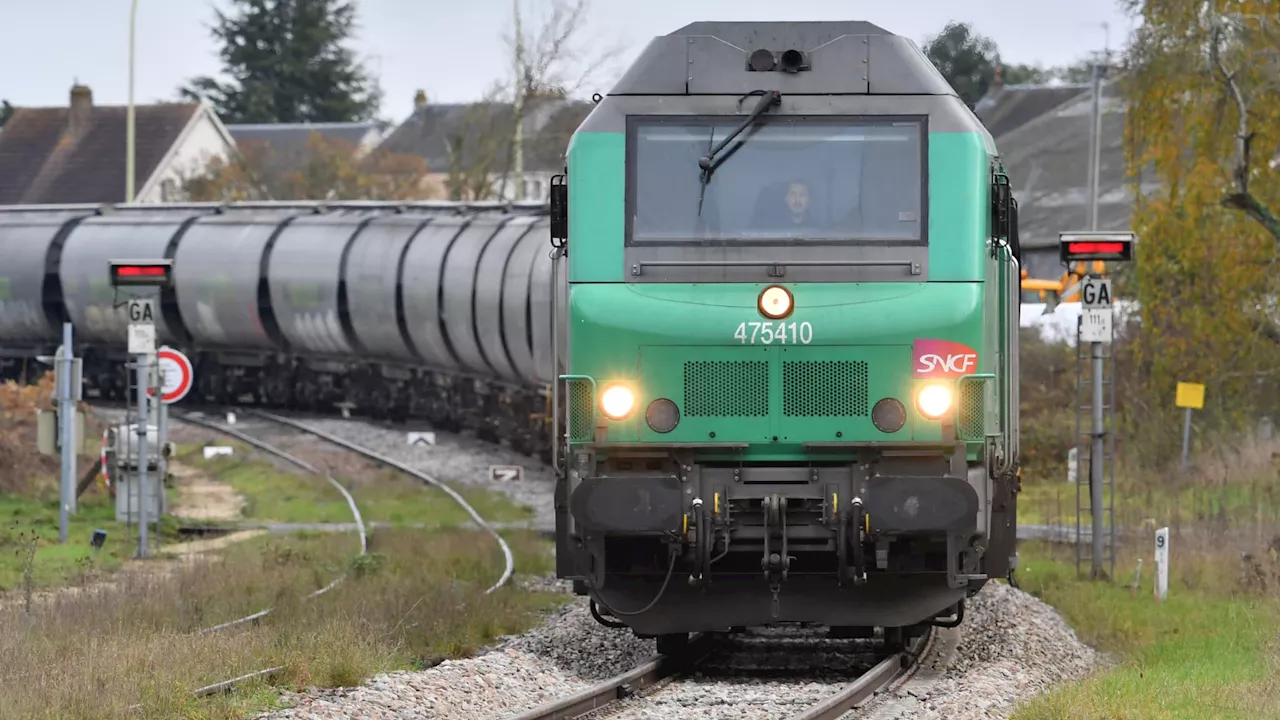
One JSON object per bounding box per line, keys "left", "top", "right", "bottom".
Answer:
{"left": 140, "top": 112, "right": 234, "bottom": 203}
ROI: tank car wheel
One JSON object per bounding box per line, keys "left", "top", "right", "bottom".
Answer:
{"left": 656, "top": 632, "right": 689, "bottom": 657}
{"left": 882, "top": 626, "right": 904, "bottom": 652}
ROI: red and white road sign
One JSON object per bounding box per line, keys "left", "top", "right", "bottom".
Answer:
{"left": 148, "top": 346, "right": 194, "bottom": 404}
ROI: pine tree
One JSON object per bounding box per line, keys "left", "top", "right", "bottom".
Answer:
{"left": 923, "top": 22, "right": 1003, "bottom": 109}
{"left": 0, "top": 100, "right": 13, "bottom": 128}
{"left": 179, "top": 0, "right": 382, "bottom": 123}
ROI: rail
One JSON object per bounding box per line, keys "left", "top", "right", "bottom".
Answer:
{"left": 500, "top": 633, "right": 709, "bottom": 720}
{"left": 174, "top": 411, "right": 368, "bottom": 635}
{"left": 788, "top": 628, "right": 936, "bottom": 720}
{"left": 247, "top": 410, "right": 514, "bottom": 595}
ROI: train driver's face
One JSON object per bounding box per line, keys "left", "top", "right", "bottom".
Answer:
{"left": 786, "top": 182, "right": 809, "bottom": 217}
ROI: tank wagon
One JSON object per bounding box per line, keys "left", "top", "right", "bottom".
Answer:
{"left": 0, "top": 201, "right": 564, "bottom": 457}
{"left": 547, "top": 20, "right": 1023, "bottom": 652}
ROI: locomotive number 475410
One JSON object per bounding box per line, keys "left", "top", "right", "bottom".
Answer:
{"left": 734, "top": 321, "right": 813, "bottom": 345}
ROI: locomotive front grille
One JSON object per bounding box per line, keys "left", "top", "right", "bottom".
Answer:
{"left": 957, "top": 378, "right": 985, "bottom": 441}
{"left": 683, "top": 360, "right": 770, "bottom": 417}
{"left": 567, "top": 379, "right": 595, "bottom": 441}
{"left": 782, "top": 360, "right": 869, "bottom": 417}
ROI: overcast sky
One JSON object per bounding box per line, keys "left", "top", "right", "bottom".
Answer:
{"left": 0, "top": 0, "right": 1137, "bottom": 124}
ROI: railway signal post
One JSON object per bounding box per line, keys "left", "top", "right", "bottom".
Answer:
{"left": 1060, "top": 232, "right": 1135, "bottom": 580}
{"left": 35, "top": 327, "right": 83, "bottom": 543}
{"left": 110, "top": 258, "right": 173, "bottom": 559}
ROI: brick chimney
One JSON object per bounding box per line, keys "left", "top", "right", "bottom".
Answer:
{"left": 414, "top": 89, "right": 427, "bottom": 111}
{"left": 68, "top": 83, "right": 92, "bottom": 139}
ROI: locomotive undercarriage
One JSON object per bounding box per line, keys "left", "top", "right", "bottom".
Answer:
{"left": 560, "top": 444, "right": 1014, "bottom": 638}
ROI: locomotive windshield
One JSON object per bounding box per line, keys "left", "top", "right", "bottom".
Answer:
{"left": 628, "top": 117, "right": 924, "bottom": 245}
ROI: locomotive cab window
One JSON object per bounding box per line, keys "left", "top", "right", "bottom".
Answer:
{"left": 627, "top": 116, "right": 925, "bottom": 246}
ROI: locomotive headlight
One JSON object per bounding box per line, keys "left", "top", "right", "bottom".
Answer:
{"left": 916, "top": 384, "right": 953, "bottom": 419}
{"left": 758, "top": 285, "right": 793, "bottom": 319}
{"left": 600, "top": 384, "right": 636, "bottom": 420}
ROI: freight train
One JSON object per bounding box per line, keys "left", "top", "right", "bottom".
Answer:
{"left": 0, "top": 201, "right": 565, "bottom": 458}
{"left": 0, "top": 19, "right": 1022, "bottom": 655}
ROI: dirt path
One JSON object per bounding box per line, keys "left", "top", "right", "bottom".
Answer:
{"left": 169, "top": 460, "right": 246, "bottom": 522}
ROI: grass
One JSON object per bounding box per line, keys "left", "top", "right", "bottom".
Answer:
{"left": 1007, "top": 426, "right": 1280, "bottom": 717}
{"left": 0, "top": 491, "right": 182, "bottom": 593}
{"left": 0, "top": 527, "right": 567, "bottom": 719}
{"left": 176, "top": 441, "right": 534, "bottom": 527}
{"left": 1018, "top": 479, "right": 1280, "bottom": 531}
{"left": 1010, "top": 540, "right": 1280, "bottom": 719}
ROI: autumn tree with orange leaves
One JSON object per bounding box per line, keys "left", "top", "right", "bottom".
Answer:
{"left": 1123, "top": 0, "right": 1280, "bottom": 459}
{"left": 178, "top": 132, "right": 434, "bottom": 202}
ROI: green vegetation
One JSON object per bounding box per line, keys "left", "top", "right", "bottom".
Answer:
{"left": 1011, "top": 541, "right": 1280, "bottom": 719}
{"left": 0, "top": 528, "right": 566, "bottom": 719}
{"left": 176, "top": 441, "right": 533, "bottom": 526}
{"left": 1018, "top": 478, "right": 1280, "bottom": 530}
{"left": 0, "top": 492, "right": 182, "bottom": 593}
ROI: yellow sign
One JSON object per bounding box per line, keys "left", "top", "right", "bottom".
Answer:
{"left": 1176, "top": 382, "right": 1205, "bottom": 410}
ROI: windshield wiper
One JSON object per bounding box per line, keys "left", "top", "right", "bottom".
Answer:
{"left": 697, "top": 89, "right": 782, "bottom": 214}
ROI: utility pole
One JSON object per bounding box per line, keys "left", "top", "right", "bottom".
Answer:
{"left": 58, "top": 323, "right": 77, "bottom": 543}
{"left": 1087, "top": 59, "right": 1105, "bottom": 579}
{"left": 126, "top": 0, "right": 139, "bottom": 202}
{"left": 511, "top": 0, "right": 525, "bottom": 202}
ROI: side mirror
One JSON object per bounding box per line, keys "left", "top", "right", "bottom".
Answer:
{"left": 549, "top": 173, "right": 568, "bottom": 246}
{"left": 1008, "top": 196, "right": 1021, "bottom": 262}
{"left": 991, "top": 177, "right": 1012, "bottom": 242}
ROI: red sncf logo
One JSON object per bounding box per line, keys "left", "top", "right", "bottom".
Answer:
{"left": 913, "top": 339, "right": 979, "bottom": 378}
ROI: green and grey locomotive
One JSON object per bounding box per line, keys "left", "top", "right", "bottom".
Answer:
{"left": 548, "top": 20, "right": 1022, "bottom": 650}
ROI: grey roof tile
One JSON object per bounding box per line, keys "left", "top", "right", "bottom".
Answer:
{"left": 0, "top": 94, "right": 199, "bottom": 204}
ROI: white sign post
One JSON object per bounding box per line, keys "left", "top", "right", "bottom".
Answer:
{"left": 1067, "top": 446, "right": 1079, "bottom": 484}
{"left": 126, "top": 298, "right": 157, "bottom": 355}
{"left": 1079, "top": 277, "right": 1113, "bottom": 344}
{"left": 489, "top": 465, "right": 524, "bottom": 482}
{"left": 1154, "top": 527, "right": 1169, "bottom": 602}
{"left": 407, "top": 432, "right": 436, "bottom": 447}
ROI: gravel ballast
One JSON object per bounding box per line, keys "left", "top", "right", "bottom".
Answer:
{"left": 298, "top": 417, "right": 559, "bottom": 532}
{"left": 860, "top": 579, "right": 1104, "bottom": 719}
{"left": 256, "top": 579, "right": 1101, "bottom": 720}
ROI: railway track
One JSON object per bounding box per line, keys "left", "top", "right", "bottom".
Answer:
{"left": 112, "top": 406, "right": 517, "bottom": 705}
{"left": 503, "top": 627, "right": 936, "bottom": 720}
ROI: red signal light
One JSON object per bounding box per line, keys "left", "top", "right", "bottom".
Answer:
{"left": 115, "top": 265, "right": 167, "bottom": 277}
{"left": 1067, "top": 241, "right": 1124, "bottom": 255}
{"left": 109, "top": 259, "right": 173, "bottom": 288}
{"left": 1058, "top": 232, "right": 1136, "bottom": 263}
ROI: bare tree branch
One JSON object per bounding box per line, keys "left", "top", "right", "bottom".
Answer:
{"left": 1207, "top": 12, "right": 1280, "bottom": 242}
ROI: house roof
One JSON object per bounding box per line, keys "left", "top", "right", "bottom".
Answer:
{"left": 379, "top": 96, "right": 593, "bottom": 174}
{"left": 225, "top": 121, "right": 385, "bottom": 186}
{"left": 990, "top": 78, "right": 1157, "bottom": 252}
{"left": 974, "top": 83, "right": 1090, "bottom": 139}
{"left": 0, "top": 87, "right": 203, "bottom": 204}
{"left": 226, "top": 121, "right": 382, "bottom": 155}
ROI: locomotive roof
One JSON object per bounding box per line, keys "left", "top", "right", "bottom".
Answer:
{"left": 668, "top": 20, "right": 893, "bottom": 44}
{"left": 610, "top": 20, "right": 954, "bottom": 97}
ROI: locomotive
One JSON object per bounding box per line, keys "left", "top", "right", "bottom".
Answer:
{"left": 549, "top": 20, "right": 1022, "bottom": 652}
{"left": 0, "top": 19, "right": 1022, "bottom": 653}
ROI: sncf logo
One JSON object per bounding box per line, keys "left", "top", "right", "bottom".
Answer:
{"left": 913, "top": 339, "right": 979, "bottom": 378}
